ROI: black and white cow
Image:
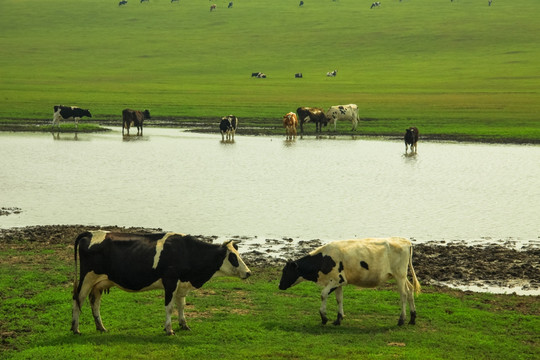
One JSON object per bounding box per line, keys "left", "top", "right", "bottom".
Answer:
{"left": 122, "top": 108, "right": 150, "bottom": 136}
{"left": 71, "top": 231, "right": 251, "bottom": 335}
{"left": 325, "top": 104, "right": 359, "bottom": 131}
{"left": 295, "top": 73, "right": 303, "bottom": 78}
{"left": 219, "top": 114, "right": 238, "bottom": 141}
{"left": 251, "top": 72, "right": 262, "bottom": 77}
{"left": 119, "top": 0, "right": 128, "bottom": 5}
{"left": 404, "top": 126, "right": 419, "bottom": 154}
{"left": 52, "top": 105, "right": 92, "bottom": 131}
{"left": 371, "top": 1, "right": 381, "bottom": 9}
{"left": 279, "top": 237, "right": 421, "bottom": 327}
{"left": 326, "top": 69, "right": 337, "bottom": 77}
{"left": 296, "top": 107, "right": 328, "bottom": 134}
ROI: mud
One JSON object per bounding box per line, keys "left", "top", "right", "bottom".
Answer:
{"left": 0, "top": 225, "right": 538, "bottom": 294}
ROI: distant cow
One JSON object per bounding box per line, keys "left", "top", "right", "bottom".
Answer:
{"left": 297, "top": 107, "right": 328, "bottom": 134}
{"left": 220, "top": 114, "right": 238, "bottom": 141}
{"left": 119, "top": 0, "right": 127, "bottom": 5}
{"left": 371, "top": 1, "right": 380, "bottom": 9}
{"left": 299, "top": 1, "right": 304, "bottom": 6}
{"left": 279, "top": 237, "right": 421, "bottom": 327}
{"left": 140, "top": 0, "right": 149, "bottom": 3}
{"left": 52, "top": 105, "right": 92, "bottom": 131}
{"left": 251, "top": 72, "right": 262, "bottom": 77}
{"left": 228, "top": 1, "right": 233, "bottom": 8}
{"left": 325, "top": 104, "right": 359, "bottom": 131}
{"left": 404, "top": 126, "right": 419, "bottom": 154}
{"left": 295, "top": 73, "right": 303, "bottom": 78}
{"left": 257, "top": 73, "right": 267, "bottom": 78}
{"left": 171, "top": 0, "right": 179, "bottom": 2}
{"left": 210, "top": 4, "right": 216, "bottom": 11}
{"left": 283, "top": 112, "right": 298, "bottom": 140}
{"left": 71, "top": 231, "right": 251, "bottom": 335}
{"left": 326, "top": 69, "right": 337, "bottom": 77}
{"left": 122, "top": 109, "right": 150, "bottom": 136}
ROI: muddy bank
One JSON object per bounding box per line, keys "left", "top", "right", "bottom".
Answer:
{"left": 1, "top": 225, "right": 538, "bottom": 294}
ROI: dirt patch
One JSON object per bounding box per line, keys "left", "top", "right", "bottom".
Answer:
{"left": 1, "top": 225, "right": 538, "bottom": 294}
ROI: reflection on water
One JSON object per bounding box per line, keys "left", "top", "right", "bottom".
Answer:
{"left": 1, "top": 128, "right": 539, "bottom": 246}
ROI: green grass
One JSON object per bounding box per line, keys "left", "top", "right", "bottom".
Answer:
{"left": 0, "top": 0, "right": 539, "bottom": 141}
{"left": 1, "top": 242, "right": 539, "bottom": 359}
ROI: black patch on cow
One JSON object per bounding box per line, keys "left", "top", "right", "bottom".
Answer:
{"left": 320, "top": 255, "right": 336, "bottom": 274}
{"left": 338, "top": 261, "right": 344, "bottom": 272}
{"left": 328, "top": 287, "right": 338, "bottom": 295}
{"left": 360, "top": 261, "right": 369, "bottom": 270}
{"left": 228, "top": 252, "right": 239, "bottom": 267}
{"left": 339, "top": 275, "right": 345, "bottom": 284}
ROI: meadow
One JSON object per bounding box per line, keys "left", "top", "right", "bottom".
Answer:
{"left": 0, "top": 0, "right": 539, "bottom": 141}
{"left": 1, "top": 236, "right": 538, "bottom": 359}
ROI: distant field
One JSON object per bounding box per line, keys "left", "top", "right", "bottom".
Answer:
{"left": 0, "top": 0, "right": 539, "bottom": 141}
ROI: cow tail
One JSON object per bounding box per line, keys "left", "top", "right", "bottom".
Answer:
{"left": 409, "top": 245, "right": 421, "bottom": 295}
{"left": 73, "top": 234, "right": 82, "bottom": 309}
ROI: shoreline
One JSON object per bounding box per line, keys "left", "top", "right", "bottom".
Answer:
{"left": 1, "top": 225, "right": 538, "bottom": 296}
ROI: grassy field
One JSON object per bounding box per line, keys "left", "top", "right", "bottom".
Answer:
{"left": 0, "top": 0, "right": 539, "bottom": 142}
{"left": 1, "top": 238, "right": 538, "bottom": 359}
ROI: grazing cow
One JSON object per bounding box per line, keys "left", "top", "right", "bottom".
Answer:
{"left": 140, "top": 0, "right": 148, "bottom": 3}
{"left": 404, "top": 126, "right": 419, "bottom": 154}
{"left": 171, "top": 0, "right": 179, "bottom": 2}
{"left": 325, "top": 104, "right": 359, "bottom": 131}
{"left": 326, "top": 69, "right": 337, "bottom": 77}
{"left": 299, "top": 1, "right": 304, "bottom": 6}
{"left": 71, "top": 231, "right": 251, "bottom": 335}
{"left": 257, "top": 73, "right": 267, "bottom": 78}
{"left": 122, "top": 109, "right": 150, "bottom": 136}
{"left": 220, "top": 114, "right": 238, "bottom": 141}
{"left": 371, "top": 1, "right": 380, "bottom": 9}
{"left": 279, "top": 237, "right": 421, "bottom": 326}
{"left": 251, "top": 72, "right": 262, "bottom": 77}
{"left": 283, "top": 112, "right": 298, "bottom": 140}
{"left": 296, "top": 107, "right": 328, "bottom": 134}
{"left": 295, "top": 73, "right": 303, "bottom": 78}
{"left": 210, "top": 4, "right": 216, "bottom": 11}
{"left": 119, "top": 0, "right": 127, "bottom": 5}
{"left": 52, "top": 105, "right": 92, "bottom": 131}
{"left": 228, "top": 1, "right": 233, "bottom": 8}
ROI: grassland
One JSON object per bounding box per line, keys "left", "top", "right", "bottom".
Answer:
{"left": 0, "top": 0, "right": 539, "bottom": 142}
{"left": 1, "top": 232, "right": 538, "bottom": 360}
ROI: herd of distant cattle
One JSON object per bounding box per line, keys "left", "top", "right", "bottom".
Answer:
{"left": 52, "top": 104, "right": 419, "bottom": 153}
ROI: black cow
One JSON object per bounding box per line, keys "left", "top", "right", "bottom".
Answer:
{"left": 299, "top": 1, "right": 304, "bottom": 6}
{"left": 228, "top": 1, "right": 233, "bottom": 8}
{"left": 119, "top": 0, "right": 127, "bottom": 6}
{"left": 295, "top": 73, "right": 303, "bottom": 78}
{"left": 140, "top": 0, "right": 149, "bottom": 3}
{"left": 404, "top": 126, "right": 419, "bottom": 154}
{"left": 122, "top": 109, "right": 150, "bottom": 136}
{"left": 220, "top": 114, "right": 238, "bottom": 141}
{"left": 52, "top": 105, "right": 92, "bottom": 131}
{"left": 71, "top": 231, "right": 251, "bottom": 335}
{"left": 296, "top": 107, "right": 328, "bottom": 134}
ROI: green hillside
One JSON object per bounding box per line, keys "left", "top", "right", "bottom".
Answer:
{"left": 0, "top": 0, "right": 538, "bottom": 140}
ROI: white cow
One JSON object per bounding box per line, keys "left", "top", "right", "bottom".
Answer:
{"left": 279, "top": 237, "right": 421, "bottom": 326}
{"left": 325, "top": 104, "right": 359, "bottom": 131}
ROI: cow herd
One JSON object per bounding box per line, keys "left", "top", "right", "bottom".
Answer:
{"left": 71, "top": 231, "right": 420, "bottom": 335}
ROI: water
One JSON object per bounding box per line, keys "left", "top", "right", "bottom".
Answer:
{"left": 1, "top": 128, "right": 539, "bottom": 247}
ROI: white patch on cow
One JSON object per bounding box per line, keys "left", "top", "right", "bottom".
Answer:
{"left": 87, "top": 230, "right": 110, "bottom": 249}
{"left": 152, "top": 233, "right": 177, "bottom": 269}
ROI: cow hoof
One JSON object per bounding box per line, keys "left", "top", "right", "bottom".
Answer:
{"left": 332, "top": 320, "right": 341, "bottom": 326}
{"left": 165, "top": 330, "right": 175, "bottom": 336}
{"left": 398, "top": 319, "right": 405, "bottom": 326}
{"left": 181, "top": 325, "right": 191, "bottom": 331}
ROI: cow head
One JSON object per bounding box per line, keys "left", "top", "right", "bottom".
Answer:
{"left": 218, "top": 240, "right": 251, "bottom": 279}
{"left": 83, "top": 109, "right": 92, "bottom": 118}
{"left": 278, "top": 260, "right": 301, "bottom": 290}
{"left": 143, "top": 110, "right": 151, "bottom": 119}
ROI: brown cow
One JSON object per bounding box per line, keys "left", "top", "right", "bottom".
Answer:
{"left": 296, "top": 107, "right": 328, "bottom": 134}
{"left": 122, "top": 109, "right": 150, "bottom": 136}
{"left": 283, "top": 112, "right": 298, "bottom": 140}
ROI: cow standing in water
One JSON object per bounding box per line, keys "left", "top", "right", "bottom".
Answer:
{"left": 219, "top": 115, "right": 238, "bottom": 141}
{"left": 404, "top": 127, "right": 419, "bottom": 154}
{"left": 283, "top": 112, "right": 298, "bottom": 140}
{"left": 279, "top": 237, "right": 420, "bottom": 327}
{"left": 52, "top": 105, "right": 92, "bottom": 131}
{"left": 71, "top": 231, "right": 251, "bottom": 335}
{"left": 296, "top": 107, "right": 328, "bottom": 134}
{"left": 122, "top": 109, "right": 150, "bottom": 136}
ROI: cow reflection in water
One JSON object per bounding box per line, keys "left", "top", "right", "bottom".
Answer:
{"left": 51, "top": 132, "right": 78, "bottom": 141}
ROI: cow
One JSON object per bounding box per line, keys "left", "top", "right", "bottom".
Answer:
{"left": 52, "top": 105, "right": 92, "bottom": 131}
{"left": 295, "top": 73, "right": 303, "bottom": 78}
{"left": 299, "top": 1, "right": 304, "bottom": 6}
{"left": 371, "top": 1, "right": 380, "bottom": 9}
{"left": 279, "top": 237, "right": 421, "bottom": 327}
{"left": 220, "top": 114, "right": 238, "bottom": 141}
{"left": 257, "top": 73, "right": 267, "bottom": 78}
{"left": 119, "top": 0, "right": 127, "bottom": 5}
{"left": 140, "top": 0, "right": 149, "bottom": 3}
{"left": 251, "top": 72, "right": 262, "bottom": 77}
{"left": 325, "top": 104, "right": 359, "bottom": 131}
{"left": 171, "top": 0, "right": 179, "bottom": 2}
{"left": 283, "top": 112, "right": 298, "bottom": 140}
{"left": 71, "top": 231, "right": 251, "bottom": 335}
{"left": 122, "top": 109, "right": 150, "bottom": 136}
{"left": 210, "top": 4, "right": 216, "bottom": 11}
{"left": 228, "top": 1, "right": 233, "bottom": 8}
{"left": 326, "top": 69, "right": 337, "bottom": 77}
{"left": 404, "top": 126, "right": 419, "bottom": 154}
{"left": 296, "top": 107, "right": 328, "bottom": 134}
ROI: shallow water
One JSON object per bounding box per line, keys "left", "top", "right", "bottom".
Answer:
{"left": 1, "top": 128, "right": 539, "bottom": 247}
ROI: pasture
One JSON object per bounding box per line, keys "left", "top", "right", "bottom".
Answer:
{"left": 0, "top": 0, "right": 539, "bottom": 141}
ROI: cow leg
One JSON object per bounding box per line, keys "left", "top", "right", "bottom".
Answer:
{"left": 163, "top": 280, "right": 179, "bottom": 335}
{"left": 406, "top": 280, "right": 417, "bottom": 325}
{"left": 75, "top": 117, "right": 79, "bottom": 131}
{"left": 89, "top": 288, "right": 107, "bottom": 332}
{"left": 396, "top": 278, "right": 409, "bottom": 326}
{"left": 164, "top": 300, "right": 176, "bottom": 335}
{"left": 332, "top": 286, "right": 344, "bottom": 326}
{"left": 71, "top": 274, "right": 100, "bottom": 334}
{"left": 319, "top": 283, "right": 337, "bottom": 325}
{"left": 174, "top": 292, "right": 191, "bottom": 331}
